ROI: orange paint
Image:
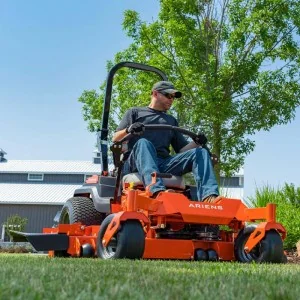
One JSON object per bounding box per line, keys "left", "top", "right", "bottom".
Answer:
{"left": 41, "top": 184, "right": 286, "bottom": 260}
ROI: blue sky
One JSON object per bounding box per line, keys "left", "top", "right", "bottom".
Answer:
{"left": 1, "top": 0, "right": 299, "bottom": 198}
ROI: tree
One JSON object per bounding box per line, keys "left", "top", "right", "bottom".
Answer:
{"left": 79, "top": 0, "right": 300, "bottom": 179}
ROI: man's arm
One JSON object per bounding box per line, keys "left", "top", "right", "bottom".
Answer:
{"left": 113, "top": 109, "right": 133, "bottom": 142}
{"left": 113, "top": 122, "right": 145, "bottom": 142}
{"left": 179, "top": 140, "right": 219, "bottom": 166}
{"left": 112, "top": 128, "right": 127, "bottom": 142}
{"left": 179, "top": 141, "right": 198, "bottom": 153}
{"left": 179, "top": 132, "right": 208, "bottom": 152}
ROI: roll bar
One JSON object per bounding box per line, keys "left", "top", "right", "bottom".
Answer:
{"left": 98, "top": 62, "right": 168, "bottom": 173}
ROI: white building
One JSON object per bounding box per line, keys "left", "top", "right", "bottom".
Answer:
{"left": 0, "top": 149, "right": 101, "bottom": 237}
{"left": 220, "top": 169, "right": 244, "bottom": 199}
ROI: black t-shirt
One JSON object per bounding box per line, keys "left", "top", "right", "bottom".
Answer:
{"left": 116, "top": 106, "right": 188, "bottom": 158}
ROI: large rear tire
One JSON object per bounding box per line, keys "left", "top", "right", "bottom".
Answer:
{"left": 234, "top": 225, "right": 286, "bottom": 263}
{"left": 59, "top": 197, "right": 105, "bottom": 226}
{"left": 97, "top": 214, "right": 145, "bottom": 259}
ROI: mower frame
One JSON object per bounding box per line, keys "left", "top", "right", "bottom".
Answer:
{"left": 17, "top": 62, "right": 287, "bottom": 263}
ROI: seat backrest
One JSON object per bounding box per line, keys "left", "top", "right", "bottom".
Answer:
{"left": 122, "top": 173, "right": 185, "bottom": 190}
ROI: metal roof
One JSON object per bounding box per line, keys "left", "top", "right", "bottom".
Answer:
{"left": 0, "top": 183, "right": 81, "bottom": 205}
{"left": 0, "top": 160, "right": 102, "bottom": 174}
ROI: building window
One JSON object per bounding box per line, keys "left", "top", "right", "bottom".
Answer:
{"left": 220, "top": 176, "right": 243, "bottom": 187}
{"left": 28, "top": 173, "right": 44, "bottom": 181}
{"left": 239, "top": 176, "right": 244, "bottom": 187}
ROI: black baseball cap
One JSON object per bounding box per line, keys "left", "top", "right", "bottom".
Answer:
{"left": 152, "top": 81, "right": 182, "bottom": 98}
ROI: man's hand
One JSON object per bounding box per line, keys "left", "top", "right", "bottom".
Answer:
{"left": 126, "top": 122, "right": 145, "bottom": 135}
{"left": 193, "top": 132, "right": 208, "bottom": 145}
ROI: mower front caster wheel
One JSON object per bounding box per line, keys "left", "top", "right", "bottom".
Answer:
{"left": 97, "top": 214, "right": 145, "bottom": 259}
{"left": 234, "top": 226, "right": 286, "bottom": 263}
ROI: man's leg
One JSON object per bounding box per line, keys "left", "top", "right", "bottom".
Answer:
{"left": 158, "top": 147, "right": 219, "bottom": 201}
{"left": 127, "top": 138, "right": 166, "bottom": 194}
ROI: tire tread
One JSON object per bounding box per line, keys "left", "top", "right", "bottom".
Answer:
{"left": 60, "top": 197, "right": 105, "bottom": 225}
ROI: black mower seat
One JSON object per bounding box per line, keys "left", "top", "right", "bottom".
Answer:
{"left": 122, "top": 173, "right": 185, "bottom": 190}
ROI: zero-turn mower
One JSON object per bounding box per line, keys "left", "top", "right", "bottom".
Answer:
{"left": 17, "top": 62, "right": 287, "bottom": 263}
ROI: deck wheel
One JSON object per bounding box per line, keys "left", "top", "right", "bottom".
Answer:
{"left": 81, "top": 243, "right": 94, "bottom": 257}
{"left": 195, "top": 249, "right": 208, "bottom": 261}
{"left": 207, "top": 249, "right": 219, "bottom": 261}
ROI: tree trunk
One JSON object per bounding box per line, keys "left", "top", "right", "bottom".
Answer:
{"left": 212, "top": 122, "right": 221, "bottom": 185}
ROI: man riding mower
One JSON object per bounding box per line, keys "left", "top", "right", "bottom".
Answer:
{"left": 15, "top": 62, "right": 287, "bottom": 263}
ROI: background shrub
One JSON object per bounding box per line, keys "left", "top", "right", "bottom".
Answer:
{"left": 3, "top": 214, "right": 28, "bottom": 242}
{"left": 247, "top": 183, "right": 300, "bottom": 249}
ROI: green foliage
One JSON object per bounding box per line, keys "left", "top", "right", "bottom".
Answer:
{"left": 248, "top": 183, "right": 300, "bottom": 249}
{"left": 79, "top": 0, "right": 300, "bottom": 179}
{"left": 4, "top": 214, "right": 28, "bottom": 242}
{"left": 0, "top": 255, "right": 300, "bottom": 299}
{"left": 280, "top": 183, "right": 300, "bottom": 207}
{"left": 248, "top": 184, "right": 281, "bottom": 207}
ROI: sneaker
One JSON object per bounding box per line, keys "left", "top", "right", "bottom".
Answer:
{"left": 165, "top": 189, "right": 175, "bottom": 193}
{"left": 151, "top": 189, "right": 166, "bottom": 199}
{"left": 203, "top": 194, "right": 220, "bottom": 203}
{"left": 151, "top": 189, "right": 175, "bottom": 198}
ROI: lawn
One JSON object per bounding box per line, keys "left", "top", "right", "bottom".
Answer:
{"left": 0, "top": 254, "right": 299, "bottom": 300}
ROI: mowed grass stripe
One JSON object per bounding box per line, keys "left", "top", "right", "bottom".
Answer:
{"left": 0, "top": 254, "right": 299, "bottom": 300}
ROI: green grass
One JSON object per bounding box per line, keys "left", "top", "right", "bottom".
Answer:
{"left": 0, "top": 255, "right": 300, "bottom": 300}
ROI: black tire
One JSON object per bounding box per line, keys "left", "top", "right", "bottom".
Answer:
{"left": 234, "top": 225, "right": 285, "bottom": 263}
{"left": 97, "top": 214, "right": 145, "bottom": 259}
{"left": 59, "top": 197, "right": 105, "bottom": 226}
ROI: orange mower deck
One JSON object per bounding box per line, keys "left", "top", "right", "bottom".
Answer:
{"left": 39, "top": 193, "right": 286, "bottom": 261}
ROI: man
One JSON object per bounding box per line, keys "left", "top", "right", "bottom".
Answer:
{"left": 113, "top": 81, "right": 219, "bottom": 202}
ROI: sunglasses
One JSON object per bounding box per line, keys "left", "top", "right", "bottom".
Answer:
{"left": 159, "top": 91, "right": 175, "bottom": 99}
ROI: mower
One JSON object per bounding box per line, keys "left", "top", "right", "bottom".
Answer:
{"left": 17, "top": 62, "right": 287, "bottom": 263}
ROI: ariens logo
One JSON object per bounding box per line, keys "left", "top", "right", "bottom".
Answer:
{"left": 189, "top": 203, "right": 223, "bottom": 210}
